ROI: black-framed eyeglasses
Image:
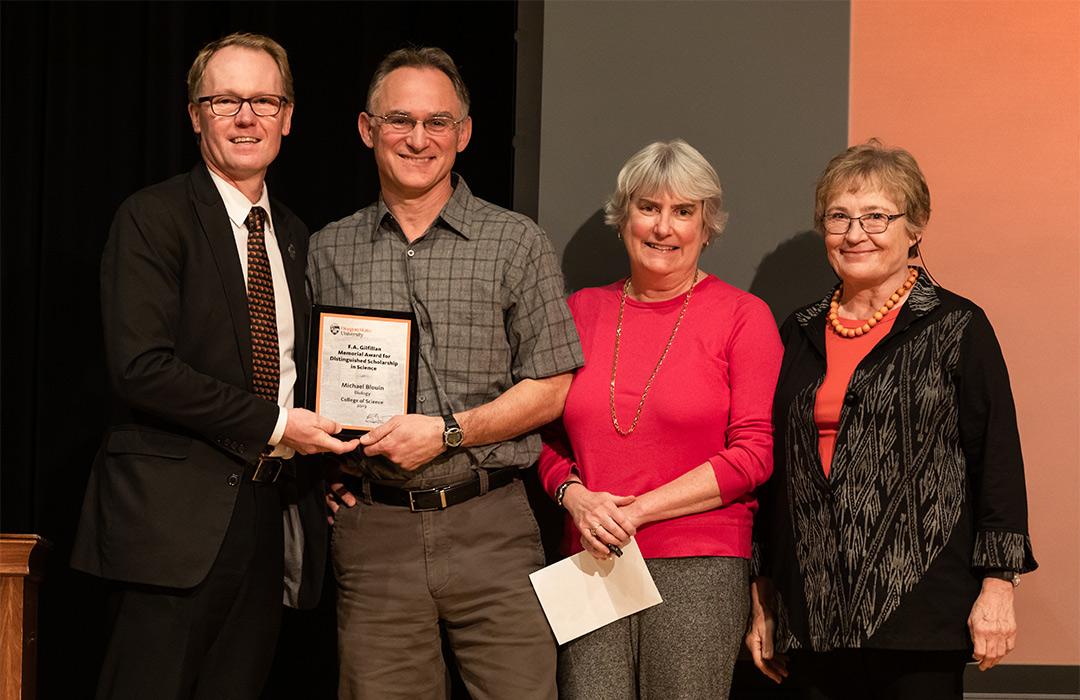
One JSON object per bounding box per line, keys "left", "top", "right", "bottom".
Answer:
{"left": 368, "top": 112, "right": 467, "bottom": 135}
{"left": 822, "top": 212, "right": 906, "bottom": 235}
{"left": 196, "top": 94, "right": 289, "bottom": 117}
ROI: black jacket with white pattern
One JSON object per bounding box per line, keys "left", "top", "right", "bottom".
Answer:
{"left": 757, "top": 271, "right": 1037, "bottom": 652}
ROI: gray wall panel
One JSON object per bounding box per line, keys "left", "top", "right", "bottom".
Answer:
{"left": 537, "top": 0, "right": 850, "bottom": 319}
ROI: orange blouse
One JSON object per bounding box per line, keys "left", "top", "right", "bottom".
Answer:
{"left": 814, "top": 306, "right": 901, "bottom": 476}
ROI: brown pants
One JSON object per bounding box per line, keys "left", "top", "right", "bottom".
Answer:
{"left": 332, "top": 478, "right": 556, "bottom": 700}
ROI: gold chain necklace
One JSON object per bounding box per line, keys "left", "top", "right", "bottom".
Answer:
{"left": 609, "top": 272, "right": 698, "bottom": 436}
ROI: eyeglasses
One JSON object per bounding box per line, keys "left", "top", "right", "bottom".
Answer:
{"left": 369, "top": 112, "right": 467, "bottom": 135}
{"left": 196, "top": 94, "right": 289, "bottom": 117}
{"left": 822, "top": 212, "right": 906, "bottom": 235}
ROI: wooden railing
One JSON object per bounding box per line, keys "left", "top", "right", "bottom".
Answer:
{"left": 0, "top": 535, "right": 48, "bottom": 700}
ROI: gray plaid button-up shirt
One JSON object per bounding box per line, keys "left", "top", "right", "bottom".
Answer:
{"left": 307, "top": 176, "right": 583, "bottom": 484}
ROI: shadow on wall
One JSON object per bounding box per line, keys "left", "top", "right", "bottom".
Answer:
{"left": 560, "top": 212, "right": 837, "bottom": 323}
{"left": 561, "top": 209, "right": 629, "bottom": 293}
{"left": 749, "top": 231, "right": 837, "bottom": 324}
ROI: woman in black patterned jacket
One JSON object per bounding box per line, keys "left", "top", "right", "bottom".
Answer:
{"left": 745, "top": 140, "right": 1037, "bottom": 700}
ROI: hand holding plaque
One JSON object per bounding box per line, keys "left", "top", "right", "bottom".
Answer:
{"left": 306, "top": 305, "right": 419, "bottom": 437}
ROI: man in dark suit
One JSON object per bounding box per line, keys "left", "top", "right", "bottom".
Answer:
{"left": 72, "top": 32, "right": 358, "bottom": 699}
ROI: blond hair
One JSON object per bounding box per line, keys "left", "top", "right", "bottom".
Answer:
{"left": 814, "top": 138, "right": 931, "bottom": 236}
{"left": 187, "top": 32, "right": 294, "bottom": 104}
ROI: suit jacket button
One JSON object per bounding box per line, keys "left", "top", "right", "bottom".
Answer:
{"left": 843, "top": 391, "right": 860, "bottom": 406}
{"left": 227, "top": 473, "right": 240, "bottom": 487}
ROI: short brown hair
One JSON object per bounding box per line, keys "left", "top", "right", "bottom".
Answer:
{"left": 814, "top": 138, "right": 931, "bottom": 236}
{"left": 365, "top": 46, "right": 470, "bottom": 116}
{"left": 187, "top": 32, "right": 294, "bottom": 104}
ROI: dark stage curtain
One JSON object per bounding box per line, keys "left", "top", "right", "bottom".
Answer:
{"left": 1, "top": 2, "right": 518, "bottom": 697}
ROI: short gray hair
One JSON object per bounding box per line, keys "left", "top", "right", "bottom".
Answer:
{"left": 366, "top": 46, "right": 470, "bottom": 116}
{"left": 604, "top": 140, "right": 728, "bottom": 240}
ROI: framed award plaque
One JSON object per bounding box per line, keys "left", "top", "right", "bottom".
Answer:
{"left": 306, "top": 305, "right": 419, "bottom": 436}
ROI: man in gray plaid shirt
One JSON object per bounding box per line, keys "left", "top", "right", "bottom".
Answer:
{"left": 307, "top": 47, "right": 582, "bottom": 699}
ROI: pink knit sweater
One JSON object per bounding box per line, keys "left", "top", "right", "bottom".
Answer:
{"left": 539, "top": 275, "right": 782, "bottom": 559}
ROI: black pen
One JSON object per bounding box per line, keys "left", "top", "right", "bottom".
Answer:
{"left": 606, "top": 543, "right": 623, "bottom": 558}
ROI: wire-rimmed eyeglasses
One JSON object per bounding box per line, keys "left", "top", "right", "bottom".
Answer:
{"left": 196, "top": 94, "right": 289, "bottom": 117}
{"left": 369, "top": 112, "right": 467, "bottom": 135}
{"left": 822, "top": 212, "right": 907, "bottom": 235}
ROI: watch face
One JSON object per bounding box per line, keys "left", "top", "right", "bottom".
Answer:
{"left": 444, "top": 428, "right": 463, "bottom": 448}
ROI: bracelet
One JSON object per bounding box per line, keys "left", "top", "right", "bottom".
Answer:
{"left": 555, "top": 479, "right": 581, "bottom": 508}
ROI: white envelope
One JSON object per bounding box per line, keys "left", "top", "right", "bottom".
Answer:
{"left": 529, "top": 538, "right": 663, "bottom": 645}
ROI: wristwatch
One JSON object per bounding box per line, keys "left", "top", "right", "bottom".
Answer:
{"left": 442, "top": 414, "right": 464, "bottom": 448}
{"left": 984, "top": 569, "right": 1021, "bottom": 587}
{"left": 555, "top": 479, "right": 581, "bottom": 508}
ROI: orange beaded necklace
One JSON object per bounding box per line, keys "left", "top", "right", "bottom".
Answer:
{"left": 828, "top": 267, "right": 918, "bottom": 338}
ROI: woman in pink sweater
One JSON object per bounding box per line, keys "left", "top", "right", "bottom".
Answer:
{"left": 540, "top": 140, "right": 782, "bottom": 698}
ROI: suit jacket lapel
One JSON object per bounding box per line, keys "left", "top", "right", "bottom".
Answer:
{"left": 189, "top": 162, "right": 254, "bottom": 389}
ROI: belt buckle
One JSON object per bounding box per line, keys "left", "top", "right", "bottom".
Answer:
{"left": 407, "top": 486, "right": 449, "bottom": 513}
{"left": 252, "top": 456, "right": 283, "bottom": 483}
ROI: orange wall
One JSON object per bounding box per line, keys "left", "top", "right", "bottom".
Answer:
{"left": 850, "top": 0, "right": 1080, "bottom": 665}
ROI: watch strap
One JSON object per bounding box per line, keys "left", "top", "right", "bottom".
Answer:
{"left": 442, "top": 414, "right": 463, "bottom": 447}
{"left": 983, "top": 569, "right": 1021, "bottom": 587}
{"left": 555, "top": 479, "right": 581, "bottom": 508}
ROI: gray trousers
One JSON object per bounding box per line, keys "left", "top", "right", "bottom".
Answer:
{"left": 332, "top": 478, "right": 556, "bottom": 700}
{"left": 558, "top": 556, "right": 749, "bottom": 700}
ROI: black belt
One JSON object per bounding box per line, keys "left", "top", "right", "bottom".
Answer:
{"left": 345, "top": 467, "right": 519, "bottom": 512}
{"left": 251, "top": 455, "right": 296, "bottom": 483}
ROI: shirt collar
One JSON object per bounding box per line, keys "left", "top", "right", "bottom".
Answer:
{"left": 206, "top": 168, "right": 274, "bottom": 233}
{"left": 438, "top": 174, "right": 473, "bottom": 239}
{"left": 369, "top": 173, "right": 474, "bottom": 242}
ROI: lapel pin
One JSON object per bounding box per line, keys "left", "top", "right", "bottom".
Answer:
{"left": 288, "top": 243, "right": 297, "bottom": 260}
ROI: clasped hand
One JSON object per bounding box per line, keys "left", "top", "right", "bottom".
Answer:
{"left": 358, "top": 413, "right": 446, "bottom": 471}
{"left": 561, "top": 484, "right": 638, "bottom": 560}
{"left": 324, "top": 413, "right": 446, "bottom": 525}
{"left": 281, "top": 408, "right": 360, "bottom": 455}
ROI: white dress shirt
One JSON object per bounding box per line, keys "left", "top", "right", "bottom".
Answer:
{"left": 208, "top": 170, "right": 308, "bottom": 607}
{"left": 207, "top": 170, "right": 295, "bottom": 456}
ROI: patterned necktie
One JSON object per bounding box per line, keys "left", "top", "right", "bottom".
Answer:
{"left": 244, "top": 206, "right": 279, "bottom": 403}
